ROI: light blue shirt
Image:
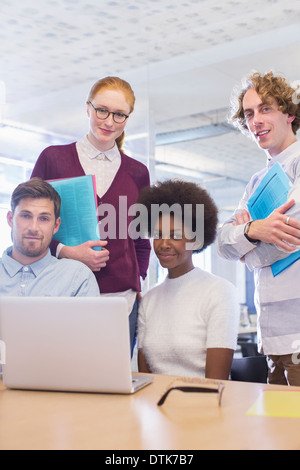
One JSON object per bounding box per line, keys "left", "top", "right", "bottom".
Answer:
{"left": 217, "top": 141, "right": 300, "bottom": 356}
{"left": 0, "top": 247, "right": 100, "bottom": 297}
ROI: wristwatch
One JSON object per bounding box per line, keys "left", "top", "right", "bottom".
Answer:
{"left": 244, "top": 221, "right": 260, "bottom": 244}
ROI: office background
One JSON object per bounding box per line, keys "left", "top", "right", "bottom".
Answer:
{"left": 1, "top": 0, "right": 300, "bottom": 311}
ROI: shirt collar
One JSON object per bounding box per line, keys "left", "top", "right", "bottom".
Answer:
{"left": 267, "top": 140, "right": 300, "bottom": 168}
{"left": 78, "top": 135, "right": 120, "bottom": 162}
{"left": 2, "top": 247, "right": 53, "bottom": 278}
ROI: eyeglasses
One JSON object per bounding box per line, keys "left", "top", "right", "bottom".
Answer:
{"left": 157, "top": 378, "right": 225, "bottom": 407}
{"left": 88, "top": 101, "right": 129, "bottom": 123}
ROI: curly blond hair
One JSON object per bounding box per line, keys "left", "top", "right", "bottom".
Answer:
{"left": 229, "top": 71, "right": 300, "bottom": 135}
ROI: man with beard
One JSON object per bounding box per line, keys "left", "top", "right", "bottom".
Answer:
{"left": 0, "top": 178, "right": 99, "bottom": 297}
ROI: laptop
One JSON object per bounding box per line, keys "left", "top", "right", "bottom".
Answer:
{"left": 0, "top": 296, "right": 153, "bottom": 394}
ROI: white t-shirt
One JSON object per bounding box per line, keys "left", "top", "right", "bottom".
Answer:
{"left": 138, "top": 267, "right": 239, "bottom": 377}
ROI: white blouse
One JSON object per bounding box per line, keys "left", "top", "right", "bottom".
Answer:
{"left": 76, "top": 135, "right": 121, "bottom": 198}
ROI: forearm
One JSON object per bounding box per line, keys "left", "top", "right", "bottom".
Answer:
{"left": 134, "top": 238, "right": 151, "bottom": 280}
{"left": 58, "top": 240, "right": 109, "bottom": 271}
{"left": 216, "top": 222, "right": 257, "bottom": 261}
{"left": 243, "top": 237, "right": 298, "bottom": 270}
{"left": 205, "top": 348, "right": 234, "bottom": 380}
{"left": 219, "top": 196, "right": 300, "bottom": 270}
{"left": 138, "top": 349, "right": 151, "bottom": 373}
{"left": 243, "top": 199, "right": 300, "bottom": 269}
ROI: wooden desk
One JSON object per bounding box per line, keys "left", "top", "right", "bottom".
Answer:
{"left": 1, "top": 375, "right": 300, "bottom": 450}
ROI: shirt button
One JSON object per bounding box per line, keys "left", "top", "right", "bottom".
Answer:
{"left": 23, "top": 267, "right": 29, "bottom": 272}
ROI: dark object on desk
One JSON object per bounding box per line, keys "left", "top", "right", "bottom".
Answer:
{"left": 157, "top": 383, "right": 225, "bottom": 406}
{"left": 231, "top": 356, "right": 268, "bottom": 384}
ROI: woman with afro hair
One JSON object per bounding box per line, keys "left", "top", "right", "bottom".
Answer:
{"left": 137, "top": 179, "right": 240, "bottom": 379}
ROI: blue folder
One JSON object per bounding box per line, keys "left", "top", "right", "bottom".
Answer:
{"left": 49, "top": 175, "right": 101, "bottom": 250}
{"left": 247, "top": 162, "right": 300, "bottom": 276}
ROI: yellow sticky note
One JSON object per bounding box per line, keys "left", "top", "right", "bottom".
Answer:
{"left": 247, "top": 391, "right": 300, "bottom": 418}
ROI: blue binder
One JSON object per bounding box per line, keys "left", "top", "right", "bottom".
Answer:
{"left": 247, "top": 162, "right": 299, "bottom": 276}
{"left": 48, "top": 175, "right": 101, "bottom": 250}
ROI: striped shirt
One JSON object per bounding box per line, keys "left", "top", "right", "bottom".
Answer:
{"left": 217, "top": 141, "right": 300, "bottom": 355}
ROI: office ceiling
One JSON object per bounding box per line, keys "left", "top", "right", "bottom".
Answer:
{"left": 1, "top": 0, "right": 300, "bottom": 214}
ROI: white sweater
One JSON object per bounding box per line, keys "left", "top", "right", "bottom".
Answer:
{"left": 138, "top": 267, "right": 239, "bottom": 377}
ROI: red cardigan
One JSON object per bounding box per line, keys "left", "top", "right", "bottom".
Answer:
{"left": 31, "top": 143, "right": 151, "bottom": 294}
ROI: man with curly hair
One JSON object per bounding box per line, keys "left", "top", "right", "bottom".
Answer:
{"left": 137, "top": 179, "right": 240, "bottom": 380}
{"left": 217, "top": 71, "right": 300, "bottom": 385}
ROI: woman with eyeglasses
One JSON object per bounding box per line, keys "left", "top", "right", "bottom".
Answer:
{"left": 31, "top": 77, "right": 151, "bottom": 354}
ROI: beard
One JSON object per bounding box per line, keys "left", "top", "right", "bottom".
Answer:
{"left": 12, "top": 231, "right": 49, "bottom": 260}
{"left": 21, "top": 238, "right": 45, "bottom": 258}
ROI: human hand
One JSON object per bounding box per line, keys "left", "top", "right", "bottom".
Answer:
{"left": 59, "top": 240, "right": 110, "bottom": 271}
{"left": 248, "top": 199, "right": 300, "bottom": 251}
{"left": 137, "top": 292, "right": 142, "bottom": 301}
{"left": 232, "top": 209, "right": 251, "bottom": 226}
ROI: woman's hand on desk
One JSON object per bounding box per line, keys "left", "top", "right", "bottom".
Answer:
{"left": 59, "top": 240, "right": 110, "bottom": 272}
